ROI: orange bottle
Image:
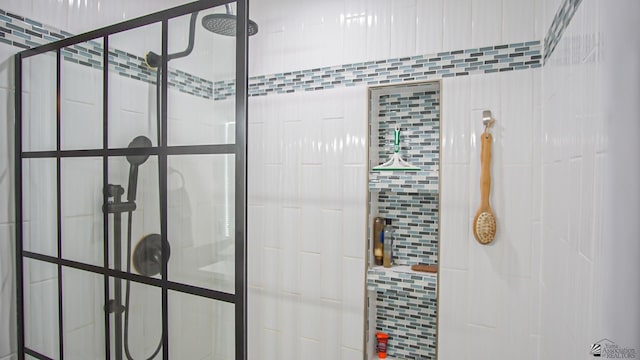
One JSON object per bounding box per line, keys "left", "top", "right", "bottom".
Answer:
{"left": 376, "top": 332, "right": 389, "bottom": 358}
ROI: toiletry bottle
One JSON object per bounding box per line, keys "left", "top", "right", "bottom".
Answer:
{"left": 382, "top": 219, "right": 393, "bottom": 268}
{"left": 376, "top": 332, "right": 389, "bottom": 358}
{"left": 373, "top": 217, "right": 384, "bottom": 266}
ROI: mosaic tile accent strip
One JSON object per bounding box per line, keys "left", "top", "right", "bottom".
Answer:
{"left": 0, "top": 8, "right": 213, "bottom": 99}
{"left": 543, "top": 0, "right": 584, "bottom": 62}
{"left": 370, "top": 89, "right": 440, "bottom": 193}
{"left": 213, "top": 40, "right": 542, "bottom": 100}
{"left": 368, "top": 268, "right": 437, "bottom": 359}
{"left": 0, "top": 9, "right": 73, "bottom": 49}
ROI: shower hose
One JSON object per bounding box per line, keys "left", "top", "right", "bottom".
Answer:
{"left": 118, "top": 61, "right": 164, "bottom": 360}
{"left": 121, "top": 68, "right": 164, "bottom": 360}
{"left": 123, "top": 210, "right": 163, "bottom": 360}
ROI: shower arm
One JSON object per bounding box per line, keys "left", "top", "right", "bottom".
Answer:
{"left": 168, "top": 2, "right": 234, "bottom": 60}
{"left": 145, "top": 10, "right": 198, "bottom": 67}
{"left": 146, "top": 2, "right": 242, "bottom": 66}
{"left": 167, "top": 11, "right": 198, "bottom": 61}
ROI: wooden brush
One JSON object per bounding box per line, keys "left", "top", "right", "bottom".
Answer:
{"left": 411, "top": 264, "right": 438, "bottom": 273}
{"left": 473, "top": 131, "right": 497, "bottom": 244}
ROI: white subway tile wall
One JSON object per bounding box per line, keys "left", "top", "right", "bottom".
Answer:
{"left": 247, "top": 86, "right": 368, "bottom": 359}
{"left": 0, "top": 0, "right": 632, "bottom": 359}
{"left": 539, "top": 0, "right": 611, "bottom": 357}
{"left": 248, "top": 0, "right": 540, "bottom": 77}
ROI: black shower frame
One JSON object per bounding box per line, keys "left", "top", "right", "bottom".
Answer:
{"left": 13, "top": 0, "right": 249, "bottom": 358}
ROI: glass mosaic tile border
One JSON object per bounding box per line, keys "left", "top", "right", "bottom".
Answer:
{"left": 543, "top": 0, "right": 584, "bottom": 62}
{"left": 0, "top": 8, "right": 213, "bottom": 99}
{"left": 213, "top": 40, "right": 542, "bottom": 100}
{"left": 2, "top": 0, "right": 583, "bottom": 100}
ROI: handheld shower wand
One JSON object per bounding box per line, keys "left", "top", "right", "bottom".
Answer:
{"left": 126, "top": 136, "right": 152, "bottom": 202}
{"left": 105, "top": 135, "right": 166, "bottom": 360}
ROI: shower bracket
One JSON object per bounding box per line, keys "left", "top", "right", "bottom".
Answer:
{"left": 103, "top": 184, "right": 137, "bottom": 214}
{"left": 105, "top": 299, "right": 127, "bottom": 314}
{"left": 103, "top": 201, "right": 137, "bottom": 214}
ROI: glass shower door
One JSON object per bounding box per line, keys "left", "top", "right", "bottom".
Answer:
{"left": 14, "top": 1, "right": 249, "bottom": 359}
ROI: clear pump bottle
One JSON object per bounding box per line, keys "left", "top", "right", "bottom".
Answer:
{"left": 382, "top": 219, "right": 393, "bottom": 268}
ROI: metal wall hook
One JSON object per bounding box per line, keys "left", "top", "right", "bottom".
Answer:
{"left": 482, "top": 110, "right": 495, "bottom": 135}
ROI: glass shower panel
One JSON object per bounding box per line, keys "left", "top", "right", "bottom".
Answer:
{"left": 23, "top": 258, "right": 59, "bottom": 358}
{"left": 62, "top": 267, "right": 105, "bottom": 360}
{"left": 108, "top": 22, "right": 162, "bottom": 149}
{"left": 60, "top": 38, "right": 104, "bottom": 151}
{"left": 16, "top": 1, "right": 249, "bottom": 358}
{"left": 168, "top": 290, "right": 235, "bottom": 359}
{"left": 60, "top": 157, "right": 104, "bottom": 266}
{"left": 167, "top": 4, "right": 236, "bottom": 147}
{"left": 22, "top": 158, "right": 57, "bottom": 257}
{"left": 167, "top": 154, "right": 235, "bottom": 293}
{"left": 21, "top": 51, "right": 56, "bottom": 152}
{"left": 109, "top": 277, "right": 163, "bottom": 360}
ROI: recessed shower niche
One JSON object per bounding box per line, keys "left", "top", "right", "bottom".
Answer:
{"left": 365, "top": 81, "right": 440, "bottom": 360}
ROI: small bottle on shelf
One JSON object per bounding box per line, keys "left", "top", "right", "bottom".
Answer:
{"left": 373, "top": 217, "right": 384, "bottom": 266}
{"left": 382, "top": 219, "right": 393, "bottom": 268}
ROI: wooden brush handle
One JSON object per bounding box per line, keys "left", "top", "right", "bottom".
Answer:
{"left": 480, "top": 132, "right": 493, "bottom": 206}
{"left": 411, "top": 264, "right": 438, "bottom": 273}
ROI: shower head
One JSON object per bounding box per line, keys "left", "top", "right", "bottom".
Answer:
{"left": 201, "top": 13, "right": 259, "bottom": 37}
{"left": 126, "top": 135, "right": 152, "bottom": 203}
{"left": 144, "top": 7, "right": 258, "bottom": 68}
{"left": 126, "top": 135, "right": 152, "bottom": 166}
{"left": 202, "top": 3, "right": 258, "bottom": 36}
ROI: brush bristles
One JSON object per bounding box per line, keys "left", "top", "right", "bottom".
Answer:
{"left": 475, "top": 212, "right": 496, "bottom": 244}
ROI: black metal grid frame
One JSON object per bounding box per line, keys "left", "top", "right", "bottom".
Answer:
{"left": 13, "top": 0, "right": 249, "bottom": 358}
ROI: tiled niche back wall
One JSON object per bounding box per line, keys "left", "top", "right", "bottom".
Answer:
{"left": 376, "top": 192, "right": 439, "bottom": 266}
{"left": 373, "top": 89, "right": 440, "bottom": 267}
{"left": 376, "top": 291, "right": 437, "bottom": 359}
